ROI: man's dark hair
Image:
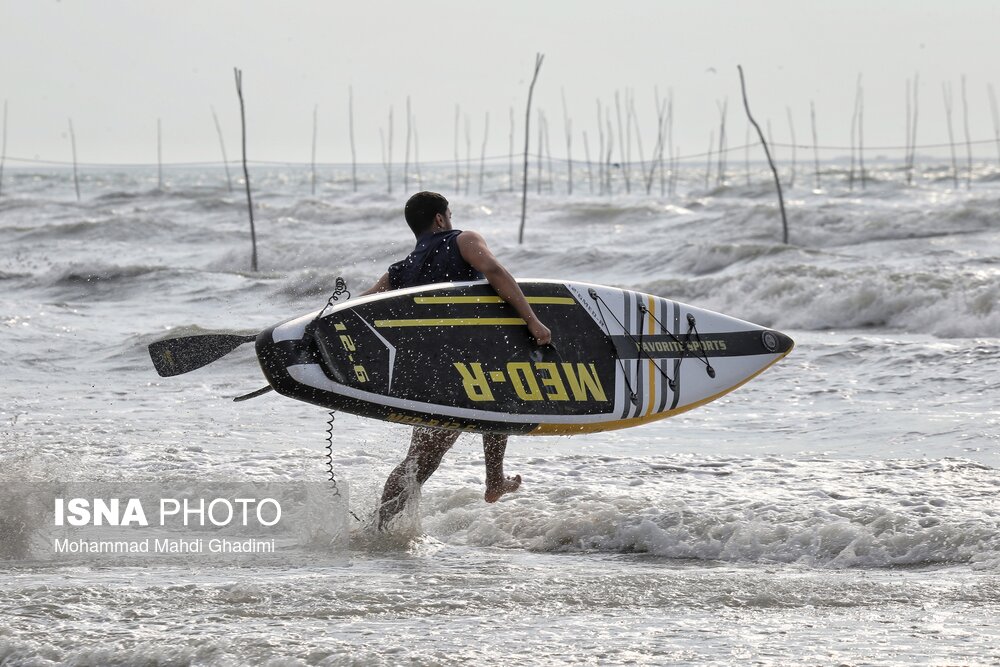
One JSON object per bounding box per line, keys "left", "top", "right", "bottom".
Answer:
{"left": 404, "top": 191, "right": 449, "bottom": 235}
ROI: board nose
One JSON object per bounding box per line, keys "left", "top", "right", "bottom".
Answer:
{"left": 761, "top": 329, "right": 794, "bottom": 355}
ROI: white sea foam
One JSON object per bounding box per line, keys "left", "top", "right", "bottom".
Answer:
{"left": 419, "top": 455, "right": 1000, "bottom": 570}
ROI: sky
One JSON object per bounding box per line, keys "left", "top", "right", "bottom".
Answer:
{"left": 2, "top": 0, "right": 999, "bottom": 166}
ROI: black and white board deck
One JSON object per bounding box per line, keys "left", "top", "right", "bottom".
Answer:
{"left": 255, "top": 280, "right": 794, "bottom": 435}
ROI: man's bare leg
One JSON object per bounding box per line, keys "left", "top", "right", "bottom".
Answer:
{"left": 483, "top": 433, "right": 521, "bottom": 503}
{"left": 378, "top": 427, "right": 460, "bottom": 529}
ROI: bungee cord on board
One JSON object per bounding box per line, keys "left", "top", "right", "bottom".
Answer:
{"left": 589, "top": 289, "right": 639, "bottom": 406}
{"left": 588, "top": 289, "right": 717, "bottom": 409}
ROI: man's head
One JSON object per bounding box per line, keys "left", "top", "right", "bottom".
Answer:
{"left": 404, "top": 191, "right": 451, "bottom": 236}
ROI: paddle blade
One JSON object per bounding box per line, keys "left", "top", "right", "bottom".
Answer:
{"left": 148, "top": 334, "right": 257, "bottom": 377}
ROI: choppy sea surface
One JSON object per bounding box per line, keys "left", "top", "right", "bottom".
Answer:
{"left": 1, "top": 162, "right": 999, "bottom": 665}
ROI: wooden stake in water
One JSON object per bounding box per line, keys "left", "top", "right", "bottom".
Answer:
{"left": 157, "top": 118, "right": 163, "bottom": 190}
{"left": 464, "top": 113, "right": 471, "bottom": 196}
{"left": 704, "top": 129, "right": 714, "bottom": 190}
{"left": 311, "top": 104, "right": 318, "bottom": 196}
{"left": 562, "top": 88, "right": 573, "bottom": 196}
{"left": 810, "top": 101, "right": 820, "bottom": 190}
{"left": 211, "top": 106, "right": 233, "bottom": 192}
{"left": 909, "top": 73, "right": 920, "bottom": 184}
{"left": 856, "top": 77, "right": 866, "bottom": 190}
{"left": 233, "top": 67, "right": 258, "bottom": 273}
{"left": 645, "top": 91, "right": 667, "bottom": 195}
{"left": 508, "top": 107, "right": 515, "bottom": 193}
{"left": 961, "top": 75, "right": 973, "bottom": 190}
{"left": 767, "top": 119, "right": 776, "bottom": 184}
{"left": 414, "top": 120, "right": 422, "bottom": 190}
{"left": 988, "top": 83, "right": 1000, "bottom": 167}
{"left": 543, "top": 110, "right": 554, "bottom": 193}
{"left": 614, "top": 91, "right": 630, "bottom": 193}
{"left": 624, "top": 90, "right": 634, "bottom": 193}
{"left": 670, "top": 145, "right": 680, "bottom": 198}
{"left": 628, "top": 95, "right": 647, "bottom": 190}
{"left": 0, "top": 100, "right": 8, "bottom": 198}
{"left": 604, "top": 116, "right": 615, "bottom": 195}
{"left": 404, "top": 96, "right": 412, "bottom": 192}
{"left": 786, "top": 106, "right": 797, "bottom": 190}
{"left": 906, "top": 78, "right": 921, "bottom": 188}
{"left": 379, "top": 106, "right": 393, "bottom": 195}
{"left": 717, "top": 99, "right": 728, "bottom": 186}
{"left": 849, "top": 85, "right": 858, "bottom": 192}
{"left": 454, "top": 104, "right": 461, "bottom": 193}
{"left": 478, "top": 111, "right": 489, "bottom": 196}
{"left": 665, "top": 93, "right": 674, "bottom": 197}
{"left": 536, "top": 110, "right": 543, "bottom": 196}
{"left": 745, "top": 123, "right": 751, "bottom": 187}
{"left": 738, "top": 65, "right": 788, "bottom": 245}
{"left": 518, "top": 52, "right": 544, "bottom": 245}
{"left": 942, "top": 81, "right": 959, "bottom": 189}
{"left": 68, "top": 118, "right": 81, "bottom": 202}
{"left": 596, "top": 100, "right": 605, "bottom": 195}
{"left": 349, "top": 86, "right": 357, "bottom": 193}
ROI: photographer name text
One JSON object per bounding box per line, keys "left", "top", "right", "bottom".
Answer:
{"left": 53, "top": 537, "right": 275, "bottom": 554}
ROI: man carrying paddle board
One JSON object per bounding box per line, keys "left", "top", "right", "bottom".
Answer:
{"left": 362, "top": 191, "right": 552, "bottom": 529}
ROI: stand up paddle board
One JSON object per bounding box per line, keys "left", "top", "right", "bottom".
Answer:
{"left": 247, "top": 279, "right": 793, "bottom": 435}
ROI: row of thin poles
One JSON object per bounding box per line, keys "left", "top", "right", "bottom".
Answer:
{"left": 4, "top": 78, "right": 1000, "bottom": 202}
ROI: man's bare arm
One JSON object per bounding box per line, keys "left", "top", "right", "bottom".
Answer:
{"left": 456, "top": 231, "right": 552, "bottom": 345}
{"left": 361, "top": 272, "right": 392, "bottom": 296}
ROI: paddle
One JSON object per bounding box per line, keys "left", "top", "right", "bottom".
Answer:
{"left": 233, "top": 386, "right": 273, "bottom": 402}
{"left": 148, "top": 333, "right": 257, "bottom": 377}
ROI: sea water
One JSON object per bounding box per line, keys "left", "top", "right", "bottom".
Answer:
{"left": 1, "top": 162, "right": 998, "bottom": 665}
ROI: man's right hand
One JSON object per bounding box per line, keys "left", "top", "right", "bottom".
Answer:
{"left": 528, "top": 320, "right": 552, "bottom": 346}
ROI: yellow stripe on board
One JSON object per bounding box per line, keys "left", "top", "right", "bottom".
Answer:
{"left": 375, "top": 317, "right": 526, "bottom": 328}
{"left": 413, "top": 296, "right": 577, "bottom": 305}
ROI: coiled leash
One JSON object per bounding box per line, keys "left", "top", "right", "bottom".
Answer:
{"left": 315, "top": 277, "right": 363, "bottom": 524}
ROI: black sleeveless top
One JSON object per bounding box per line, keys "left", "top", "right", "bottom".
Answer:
{"left": 387, "top": 229, "right": 484, "bottom": 289}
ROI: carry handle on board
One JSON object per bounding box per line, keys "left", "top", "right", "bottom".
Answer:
{"left": 148, "top": 333, "right": 257, "bottom": 377}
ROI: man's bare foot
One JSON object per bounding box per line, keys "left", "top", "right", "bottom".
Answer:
{"left": 485, "top": 475, "right": 521, "bottom": 503}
